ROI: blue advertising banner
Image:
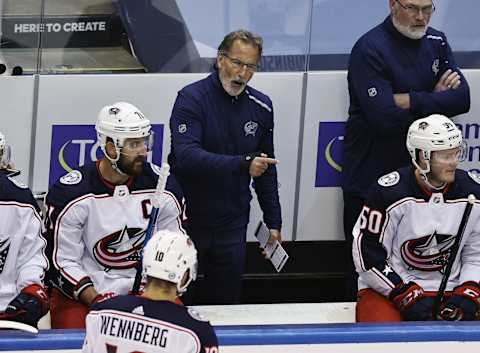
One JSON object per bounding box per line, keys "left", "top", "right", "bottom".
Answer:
{"left": 315, "top": 121, "right": 345, "bottom": 187}
{"left": 49, "top": 124, "right": 164, "bottom": 186}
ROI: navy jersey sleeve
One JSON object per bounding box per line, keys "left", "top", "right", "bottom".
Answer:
{"left": 198, "top": 323, "right": 218, "bottom": 353}
{"left": 352, "top": 180, "right": 403, "bottom": 296}
{"left": 170, "top": 90, "right": 245, "bottom": 176}
{"left": 349, "top": 39, "right": 418, "bottom": 136}
{"left": 409, "top": 32, "right": 470, "bottom": 117}
{"left": 253, "top": 101, "right": 282, "bottom": 230}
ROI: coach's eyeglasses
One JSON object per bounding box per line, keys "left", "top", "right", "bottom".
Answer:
{"left": 395, "top": 0, "right": 435, "bottom": 16}
{"left": 221, "top": 52, "right": 260, "bottom": 72}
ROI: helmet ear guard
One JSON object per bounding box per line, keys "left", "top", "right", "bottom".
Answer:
{"left": 143, "top": 230, "right": 198, "bottom": 295}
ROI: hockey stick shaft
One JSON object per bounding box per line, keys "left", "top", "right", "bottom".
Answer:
{"left": 131, "top": 163, "right": 170, "bottom": 294}
{"left": 432, "top": 194, "right": 475, "bottom": 318}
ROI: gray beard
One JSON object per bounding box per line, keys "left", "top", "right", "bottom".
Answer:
{"left": 391, "top": 15, "right": 426, "bottom": 40}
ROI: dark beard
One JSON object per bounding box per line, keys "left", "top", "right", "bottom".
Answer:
{"left": 117, "top": 155, "right": 146, "bottom": 176}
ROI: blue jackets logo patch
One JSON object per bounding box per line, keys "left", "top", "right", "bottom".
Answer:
{"left": 244, "top": 121, "right": 258, "bottom": 136}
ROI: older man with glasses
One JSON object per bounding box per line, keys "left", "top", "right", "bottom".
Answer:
{"left": 342, "top": 0, "right": 470, "bottom": 302}
{"left": 168, "top": 29, "right": 282, "bottom": 305}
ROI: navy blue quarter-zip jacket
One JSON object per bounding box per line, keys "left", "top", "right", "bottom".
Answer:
{"left": 168, "top": 70, "right": 282, "bottom": 232}
{"left": 342, "top": 16, "right": 470, "bottom": 198}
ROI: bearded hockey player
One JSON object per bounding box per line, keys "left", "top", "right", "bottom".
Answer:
{"left": 43, "top": 102, "right": 185, "bottom": 328}
{"left": 83, "top": 230, "right": 218, "bottom": 353}
{"left": 353, "top": 114, "right": 480, "bottom": 322}
{"left": 0, "top": 132, "right": 49, "bottom": 328}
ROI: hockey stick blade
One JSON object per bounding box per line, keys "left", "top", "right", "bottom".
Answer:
{"left": 432, "top": 194, "right": 476, "bottom": 319}
{"left": 131, "top": 163, "right": 170, "bottom": 294}
{"left": 0, "top": 320, "right": 38, "bottom": 334}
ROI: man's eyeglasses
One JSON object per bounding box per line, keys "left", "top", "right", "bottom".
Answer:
{"left": 395, "top": 0, "right": 435, "bottom": 16}
{"left": 221, "top": 52, "right": 260, "bottom": 72}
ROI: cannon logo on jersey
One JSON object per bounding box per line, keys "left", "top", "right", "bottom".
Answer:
{"left": 0, "top": 238, "right": 11, "bottom": 273}
{"left": 400, "top": 231, "right": 456, "bottom": 272}
{"left": 93, "top": 226, "right": 146, "bottom": 270}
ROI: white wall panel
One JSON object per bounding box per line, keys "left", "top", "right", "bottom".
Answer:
{"left": 0, "top": 76, "right": 35, "bottom": 186}
{"left": 296, "top": 71, "right": 348, "bottom": 240}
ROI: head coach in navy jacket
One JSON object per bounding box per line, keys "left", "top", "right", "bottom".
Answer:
{"left": 168, "top": 29, "right": 282, "bottom": 304}
{"left": 342, "top": 0, "right": 470, "bottom": 301}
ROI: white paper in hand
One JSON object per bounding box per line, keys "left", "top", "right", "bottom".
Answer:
{"left": 254, "top": 222, "right": 270, "bottom": 248}
{"left": 254, "top": 222, "right": 289, "bottom": 272}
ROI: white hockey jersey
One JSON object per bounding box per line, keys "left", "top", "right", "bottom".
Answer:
{"left": 353, "top": 167, "right": 480, "bottom": 297}
{"left": 0, "top": 172, "right": 47, "bottom": 310}
{"left": 43, "top": 161, "right": 185, "bottom": 299}
{"left": 83, "top": 295, "right": 218, "bottom": 353}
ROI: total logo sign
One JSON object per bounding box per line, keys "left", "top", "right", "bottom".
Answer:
{"left": 49, "top": 124, "right": 164, "bottom": 187}
{"left": 315, "top": 121, "right": 345, "bottom": 187}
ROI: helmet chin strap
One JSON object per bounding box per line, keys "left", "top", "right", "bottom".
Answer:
{"left": 104, "top": 145, "right": 129, "bottom": 176}
{"left": 419, "top": 171, "right": 447, "bottom": 191}
{"left": 110, "top": 159, "right": 129, "bottom": 176}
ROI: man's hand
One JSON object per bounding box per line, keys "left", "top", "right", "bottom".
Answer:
{"left": 249, "top": 153, "right": 279, "bottom": 177}
{"left": 434, "top": 69, "right": 461, "bottom": 92}
{"left": 393, "top": 93, "right": 410, "bottom": 109}
{"left": 261, "top": 229, "right": 282, "bottom": 258}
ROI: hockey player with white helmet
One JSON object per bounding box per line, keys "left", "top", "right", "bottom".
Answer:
{"left": 353, "top": 114, "right": 480, "bottom": 322}
{"left": 43, "top": 102, "right": 185, "bottom": 328}
{"left": 83, "top": 230, "right": 218, "bottom": 353}
{"left": 0, "top": 130, "right": 15, "bottom": 171}
{"left": 0, "top": 130, "right": 49, "bottom": 328}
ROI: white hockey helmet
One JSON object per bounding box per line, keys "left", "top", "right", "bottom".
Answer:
{"left": 143, "top": 230, "right": 198, "bottom": 295}
{"left": 406, "top": 114, "right": 463, "bottom": 174}
{"left": 0, "top": 131, "right": 5, "bottom": 151}
{"left": 0, "top": 131, "right": 11, "bottom": 168}
{"left": 96, "top": 102, "right": 153, "bottom": 162}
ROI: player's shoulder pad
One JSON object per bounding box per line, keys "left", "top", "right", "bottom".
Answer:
{"left": 377, "top": 171, "right": 400, "bottom": 187}
{"left": 245, "top": 88, "right": 273, "bottom": 113}
{"left": 425, "top": 27, "right": 446, "bottom": 42}
{"left": 468, "top": 171, "right": 480, "bottom": 185}
{"left": 187, "top": 307, "right": 210, "bottom": 322}
{"left": 0, "top": 174, "right": 38, "bottom": 209}
{"left": 59, "top": 170, "right": 83, "bottom": 185}
{"left": 7, "top": 176, "right": 28, "bottom": 189}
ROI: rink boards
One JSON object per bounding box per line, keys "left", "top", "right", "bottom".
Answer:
{"left": 1, "top": 322, "right": 480, "bottom": 353}
{"left": 1, "top": 303, "right": 480, "bottom": 352}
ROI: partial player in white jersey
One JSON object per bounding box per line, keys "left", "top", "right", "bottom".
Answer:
{"left": 43, "top": 102, "right": 185, "bottom": 328}
{"left": 83, "top": 230, "right": 218, "bottom": 353}
{"left": 353, "top": 114, "right": 480, "bottom": 322}
{"left": 0, "top": 134, "right": 49, "bottom": 328}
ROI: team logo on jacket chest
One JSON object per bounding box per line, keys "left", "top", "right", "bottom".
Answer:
{"left": 0, "top": 238, "right": 11, "bottom": 273}
{"left": 244, "top": 121, "right": 258, "bottom": 136}
{"left": 400, "top": 231, "right": 456, "bottom": 272}
{"left": 93, "top": 226, "right": 145, "bottom": 269}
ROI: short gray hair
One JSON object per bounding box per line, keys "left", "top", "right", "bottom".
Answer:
{"left": 218, "top": 29, "right": 263, "bottom": 58}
